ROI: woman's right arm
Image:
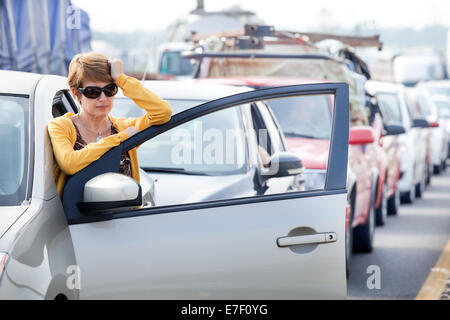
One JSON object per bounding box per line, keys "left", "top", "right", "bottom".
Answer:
{"left": 48, "top": 120, "right": 131, "bottom": 175}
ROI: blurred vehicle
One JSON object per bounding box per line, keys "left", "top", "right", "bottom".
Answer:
{"left": 157, "top": 42, "right": 196, "bottom": 79}
{"left": 406, "top": 88, "right": 447, "bottom": 175}
{"left": 366, "top": 81, "right": 430, "bottom": 204}
{"left": 430, "top": 95, "right": 450, "bottom": 161}
{"left": 416, "top": 80, "right": 450, "bottom": 165}
{"left": 365, "top": 92, "right": 405, "bottom": 221}
{"left": 392, "top": 51, "right": 447, "bottom": 87}
{"left": 0, "top": 70, "right": 351, "bottom": 298}
{"left": 111, "top": 81, "right": 305, "bottom": 205}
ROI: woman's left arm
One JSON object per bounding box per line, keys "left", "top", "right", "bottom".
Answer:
{"left": 116, "top": 73, "right": 172, "bottom": 130}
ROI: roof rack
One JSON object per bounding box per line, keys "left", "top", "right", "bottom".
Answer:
{"left": 182, "top": 51, "right": 343, "bottom": 63}
{"left": 191, "top": 24, "right": 383, "bottom": 50}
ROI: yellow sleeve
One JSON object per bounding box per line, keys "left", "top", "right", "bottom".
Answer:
{"left": 115, "top": 74, "right": 172, "bottom": 130}
{"left": 48, "top": 119, "right": 130, "bottom": 175}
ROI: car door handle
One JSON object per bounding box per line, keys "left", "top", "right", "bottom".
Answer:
{"left": 277, "top": 233, "right": 337, "bottom": 247}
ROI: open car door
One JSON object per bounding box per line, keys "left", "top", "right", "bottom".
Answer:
{"left": 61, "top": 83, "right": 349, "bottom": 299}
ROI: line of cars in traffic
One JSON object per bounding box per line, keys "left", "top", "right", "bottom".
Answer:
{"left": 175, "top": 26, "right": 450, "bottom": 275}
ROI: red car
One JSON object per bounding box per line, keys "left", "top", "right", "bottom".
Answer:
{"left": 196, "top": 76, "right": 381, "bottom": 272}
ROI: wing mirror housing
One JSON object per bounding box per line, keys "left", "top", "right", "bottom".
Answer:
{"left": 78, "top": 173, "right": 142, "bottom": 214}
{"left": 411, "top": 118, "right": 430, "bottom": 128}
{"left": 384, "top": 124, "right": 406, "bottom": 136}
{"left": 349, "top": 126, "right": 376, "bottom": 145}
{"left": 264, "top": 151, "right": 304, "bottom": 178}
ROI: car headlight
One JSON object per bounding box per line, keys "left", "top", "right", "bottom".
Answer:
{"left": 302, "top": 170, "right": 326, "bottom": 191}
{"left": 0, "top": 253, "right": 8, "bottom": 282}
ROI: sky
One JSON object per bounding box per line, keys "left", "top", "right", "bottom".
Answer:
{"left": 72, "top": 0, "right": 450, "bottom": 33}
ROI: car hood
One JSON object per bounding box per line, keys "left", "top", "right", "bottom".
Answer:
{"left": 285, "top": 137, "right": 329, "bottom": 170}
{"left": 0, "top": 206, "right": 28, "bottom": 239}
{"left": 147, "top": 171, "right": 255, "bottom": 206}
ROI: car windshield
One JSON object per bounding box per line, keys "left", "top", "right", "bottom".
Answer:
{"left": 160, "top": 51, "right": 195, "bottom": 77}
{"left": 112, "top": 98, "right": 247, "bottom": 175}
{"left": 434, "top": 100, "right": 450, "bottom": 118}
{"left": 0, "top": 95, "right": 29, "bottom": 206}
{"left": 267, "top": 95, "right": 332, "bottom": 140}
{"left": 376, "top": 93, "right": 403, "bottom": 123}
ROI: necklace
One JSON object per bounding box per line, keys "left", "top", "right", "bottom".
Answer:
{"left": 75, "top": 116, "right": 111, "bottom": 142}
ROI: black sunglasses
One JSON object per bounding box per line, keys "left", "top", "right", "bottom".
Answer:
{"left": 78, "top": 83, "right": 118, "bottom": 99}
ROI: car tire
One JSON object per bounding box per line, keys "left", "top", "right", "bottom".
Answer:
{"left": 433, "top": 164, "right": 442, "bottom": 175}
{"left": 387, "top": 186, "right": 400, "bottom": 216}
{"left": 353, "top": 196, "right": 375, "bottom": 253}
{"left": 425, "top": 166, "right": 431, "bottom": 186}
{"left": 375, "top": 182, "right": 388, "bottom": 226}
{"left": 415, "top": 173, "right": 425, "bottom": 198}
{"left": 401, "top": 183, "right": 416, "bottom": 204}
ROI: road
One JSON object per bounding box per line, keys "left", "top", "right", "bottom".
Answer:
{"left": 347, "top": 165, "right": 450, "bottom": 299}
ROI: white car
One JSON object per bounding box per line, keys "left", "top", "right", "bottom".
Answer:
{"left": 0, "top": 70, "right": 349, "bottom": 299}
{"left": 365, "top": 80, "right": 429, "bottom": 203}
{"left": 431, "top": 95, "right": 450, "bottom": 163}
{"left": 415, "top": 81, "right": 450, "bottom": 172}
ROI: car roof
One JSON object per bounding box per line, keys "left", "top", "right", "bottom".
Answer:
{"left": 116, "top": 80, "right": 253, "bottom": 101}
{"left": 365, "top": 80, "right": 403, "bottom": 95}
{"left": 195, "top": 76, "right": 329, "bottom": 88}
{"left": 416, "top": 80, "right": 450, "bottom": 88}
{"left": 0, "top": 70, "right": 45, "bottom": 95}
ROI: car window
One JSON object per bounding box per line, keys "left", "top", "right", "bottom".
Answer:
{"left": 160, "top": 51, "right": 195, "bottom": 77}
{"left": 434, "top": 100, "right": 450, "bottom": 118}
{"left": 267, "top": 95, "right": 332, "bottom": 140}
{"left": 256, "top": 101, "right": 285, "bottom": 153}
{"left": 376, "top": 93, "right": 403, "bottom": 123}
{"left": 113, "top": 98, "right": 247, "bottom": 176}
{"left": 0, "top": 95, "right": 29, "bottom": 206}
{"left": 415, "top": 94, "right": 432, "bottom": 117}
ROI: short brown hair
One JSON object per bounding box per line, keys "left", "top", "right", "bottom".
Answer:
{"left": 68, "top": 52, "right": 112, "bottom": 89}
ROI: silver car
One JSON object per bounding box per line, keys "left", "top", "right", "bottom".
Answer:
{"left": 0, "top": 70, "right": 349, "bottom": 299}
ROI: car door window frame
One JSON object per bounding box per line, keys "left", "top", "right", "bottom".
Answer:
{"left": 61, "top": 83, "right": 349, "bottom": 225}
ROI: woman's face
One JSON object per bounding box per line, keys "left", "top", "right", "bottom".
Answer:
{"left": 73, "top": 80, "right": 115, "bottom": 119}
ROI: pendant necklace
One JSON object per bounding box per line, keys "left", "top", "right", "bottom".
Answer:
{"left": 76, "top": 116, "right": 111, "bottom": 142}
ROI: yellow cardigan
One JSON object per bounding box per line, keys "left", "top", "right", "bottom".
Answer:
{"left": 48, "top": 73, "right": 172, "bottom": 196}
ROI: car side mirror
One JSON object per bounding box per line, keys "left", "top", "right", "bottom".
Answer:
{"left": 384, "top": 124, "right": 406, "bottom": 136}
{"left": 266, "top": 151, "right": 304, "bottom": 178}
{"left": 411, "top": 118, "right": 430, "bottom": 128}
{"left": 78, "top": 173, "right": 142, "bottom": 214}
{"left": 349, "top": 126, "right": 375, "bottom": 145}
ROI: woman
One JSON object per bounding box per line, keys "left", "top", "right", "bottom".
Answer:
{"left": 48, "top": 52, "right": 172, "bottom": 196}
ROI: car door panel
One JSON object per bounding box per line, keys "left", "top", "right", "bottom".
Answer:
{"left": 70, "top": 192, "right": 346, "bottom": 299}
{"left": 62, "top": 83, "right": 349, "bottom": 299}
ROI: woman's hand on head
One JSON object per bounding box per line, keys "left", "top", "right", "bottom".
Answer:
{"left": 108, "top": 59, "right": 124, "bottom": 81}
